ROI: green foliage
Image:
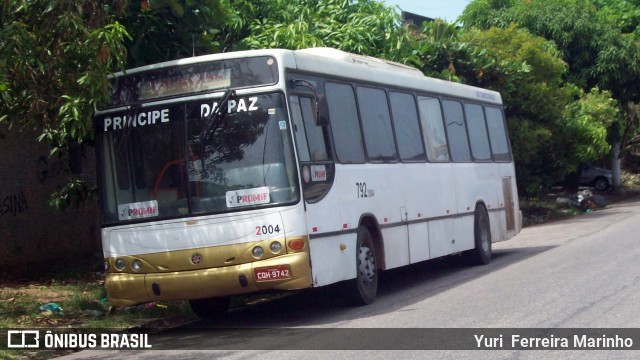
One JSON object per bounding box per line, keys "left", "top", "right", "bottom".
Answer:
{"left": 48, "top": 178, "right": 97, "bottom": 211}
{"left": 592, "top": 0, "right": 640, "bottom": 34}
{"left": 117, "top": 0, "right": 233, "bottom": 67}
{"left": 459, "top": 0, "right": 517, "bottom": 28}
{"left": 462, "top": 0, "right": 640, "bottom": 101}
{"left": 408, "top": 19, "right": 469, "bottom": 81}
{"left": 507, "top": 117, "right": 554, "bottom": 196}
{"left": 561, "top": 88, "right": 618, "bottom": 168}
{"left": 0, "top": 0, "right": 129, "bottom": 154}
{"left": 461, "top": 0, "right": 640, "bottom": 192}
{"left": 236, "top": 0, "right": 412, "bottom": 60}
{"left": 462, "top": 25, "right": 569, "bottom": 118}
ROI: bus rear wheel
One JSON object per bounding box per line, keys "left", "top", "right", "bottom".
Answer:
{"left": 343, "top": 226, "right": 378, "bottom": 305}
{"left": 189, "top": 297, "right": 230, "bottom": 319}
{"left": 462, "top": 204, "right": 492, "bottom": 265}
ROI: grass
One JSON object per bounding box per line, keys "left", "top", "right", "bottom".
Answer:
{"left": 0, "top": 276, "right": 191, "bottom": 329}
{"left": 520, "top": 196, "right": 582, "bottom": 227}
{"left": 1, "top": 272, "right": 194, "bottom": 359}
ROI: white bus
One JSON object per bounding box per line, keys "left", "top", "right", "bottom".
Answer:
{"left": 95, "top": 48, "right": 521, "bottom": 317}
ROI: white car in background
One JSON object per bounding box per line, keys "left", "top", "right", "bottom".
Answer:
{"left": 578, "top": 164, "right": 612, "bottom": 191}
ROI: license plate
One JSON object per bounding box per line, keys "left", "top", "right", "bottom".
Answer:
{"left": 254, "top": 265, "right": 291, "bottom": 281}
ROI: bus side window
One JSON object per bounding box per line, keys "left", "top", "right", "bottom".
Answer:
{"left": 290, "top": 96, "right": 330, "bottom": 162}
{"left": 485, "top": 107, "right": 512, "bottom": 162}
{"left": 442, "top": 99, "right": 472, "bottom": 162}
{"left": 326, "top": 82, "right": 365, "bottom": 163}
{"left": 390, "top": 91, "right": 426, "bottom": 162}
{"left": 464, "top": 103, "right": 492, "bottom": 162}
{"left": 300, "top": 97, "right": 330, "bottom": 161}
{"left": 357, "top": 86, "right": 397, "bottom": 162}
{"left": 289, "top": 96, "right": 311, "bottom": 162}
{"left": 417, "top": 96, "right": 450, "bottom": 162}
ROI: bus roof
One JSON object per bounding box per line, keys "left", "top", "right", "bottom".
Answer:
{"left": 110, "top": 47, "right": 502, "bottom": 105}
{"left": 291, "top": 47, "right": 502, "bottom": 105}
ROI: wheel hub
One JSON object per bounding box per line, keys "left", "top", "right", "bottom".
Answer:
{"left": 357, "top": 245, "right": 376, "bottom": 283}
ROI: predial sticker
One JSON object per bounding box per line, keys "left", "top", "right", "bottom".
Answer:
{"left": 226, "top": 187, "right": 270, "bottom": 208}
{"left": 310, "top": 165, "right": 327, "bottom": 181}
{"left": 118, "top": 200, "right": 159, "bottom": 221}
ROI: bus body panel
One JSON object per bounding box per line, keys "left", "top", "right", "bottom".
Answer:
{"left": 405, "top": 163, "right": 458, "bottom": 260}
{"left": 308, "top": 233, "right": 357, "bottom": 287}
{"left": 381, "top": 226, "right": 410, "bottom": 270}
{"left": 106, "top": 250, "right": 312, "bottom": 307}
{"left": 103, "top": 209, "right": 286, "bottom": 257}
{"left": 408, "top": 221, "right": 430, "bottom": 264}
{"left": 103, "top": 204, "right": 313, "bottom": 307}
{"left": 334, "top": 164, "right": 409, "bottom": 270}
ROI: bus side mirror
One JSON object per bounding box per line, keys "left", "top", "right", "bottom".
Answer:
{"left": 316, "top": 94, "right": 330, "bottom": 126}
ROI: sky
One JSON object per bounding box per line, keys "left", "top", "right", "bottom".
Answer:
{"left": 384, "top": 0, "right": 472, "bottom": 22}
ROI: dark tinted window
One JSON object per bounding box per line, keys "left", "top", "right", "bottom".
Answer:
{"left": 357, "top": 87, "right": 397, "bottom": 161}
{"left": 390, "top": 92, "right": 426, "bottom": 161}
{"left": 289, "top": 96, "right": 310, "bottom": 161}
{"left": 290, "top": 96, "right": 329, "bottom": 162}
{"left": 442, "top": 100, "right": 471, "bottom": 162}
{"left": 485, "top": 107, "right": 511, "bottom": 161}
{"left": 464, "top": 103, "right": 492, "bottom": 161}
{"left": 326, "top": 82, "right": 365, "bottom": 163}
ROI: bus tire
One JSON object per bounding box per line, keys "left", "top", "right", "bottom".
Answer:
{"left": 189, "top": 297, "right": 230, "bottom": 319}
{"left": 463, "top": 204, "right": 492, "bottom": 265}
{"left": 343, "top": 226, "right": 378, "bottom": 305}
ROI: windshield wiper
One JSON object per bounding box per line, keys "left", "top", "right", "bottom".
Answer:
{"left": 199, "top": 89, "right": 236, "bottom": 175}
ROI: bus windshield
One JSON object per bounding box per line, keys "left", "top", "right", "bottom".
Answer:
{"left": 97, "top": 93, "right": 299, "bottom": 224}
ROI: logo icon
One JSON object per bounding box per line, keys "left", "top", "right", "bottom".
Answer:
{"left": 7, "top": 330, "right": 40, "bottom": 348}
{"left": 191, "top": 253, "right": 202, "bottom": 265}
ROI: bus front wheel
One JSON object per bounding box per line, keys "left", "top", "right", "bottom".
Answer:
{"left": 343, "top": 226, "right": 378, "bottom": 305}
{"left": 189, "top": 297, "right": 230, "bottom": 319}
{"left": 462, "top": 204, "right": 492, "bottom": 265}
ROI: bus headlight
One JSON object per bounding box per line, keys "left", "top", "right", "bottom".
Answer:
{"left": 269, "top": 241, "right": 282, "bottom": 254}
{"left": 252, "top": 246, "right": 264, "bottom": 258}
{"left": 131, "top": 259, "right": 143, "bottom": 272}
{"left": 115, "top": 258, "right": 126, "bottom": 271}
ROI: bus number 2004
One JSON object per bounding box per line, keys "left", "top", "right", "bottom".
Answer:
{"left": 256, "top": 225, "right": 281, "bottom": 236}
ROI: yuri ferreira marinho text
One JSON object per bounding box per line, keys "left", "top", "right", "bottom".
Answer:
{"left": 474, "top": 334, "right": 634, "bottom": 349}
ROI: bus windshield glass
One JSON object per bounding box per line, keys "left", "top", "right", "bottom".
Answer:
{"left": 102, "top": 56, "right": 278, "bottom": 109}
{"left": 96, "top": 93, "right": 299, "bottom": 224}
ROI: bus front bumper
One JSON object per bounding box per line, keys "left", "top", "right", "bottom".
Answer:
{"left": 105, "top": 251, "right": 312, "bottom": 307}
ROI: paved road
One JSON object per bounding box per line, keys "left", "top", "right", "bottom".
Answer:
{"left": 57, "top": 198, "right": 640, "bottom": 359}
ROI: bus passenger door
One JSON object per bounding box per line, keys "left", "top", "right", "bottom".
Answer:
{"left": 289, "top": 95, "right": 346, "bottom": 286}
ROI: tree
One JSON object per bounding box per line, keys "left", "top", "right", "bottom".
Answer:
{"left": 233, "top": 0, "right": 413, "bottom": 61}
{"left": 117, "top": 0, "right": 233, "bottom": 67}
{"left": 461, "top": 0, "right": 640, "bottom": 189}
{"left": 0, "top": 0, "right": 129, "bottom": 154}
{"left": 1, "top": 1, "right": 131, "bottom": 210}
{"left": 562, "top": 88, "right": 618, "bottom": 168}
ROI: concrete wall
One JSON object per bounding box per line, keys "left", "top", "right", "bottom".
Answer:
{"left": 0, "top": 125, "right": 100, "bottom": 279}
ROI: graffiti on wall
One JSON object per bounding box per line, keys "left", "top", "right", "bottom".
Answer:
{"left": 37, "top": 156, "right": 68, "bottom": 183}
{"left": 1, "top": 191, "right": 28, "bottom": 217}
